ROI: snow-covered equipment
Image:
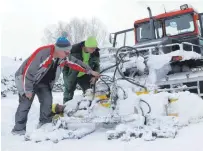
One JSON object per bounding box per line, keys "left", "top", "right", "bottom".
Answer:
{"left": 23, "top": 5, "right": 203, "bottom": 143}
{"left": 109, "top": 4, "right": 203, "bottom": 98}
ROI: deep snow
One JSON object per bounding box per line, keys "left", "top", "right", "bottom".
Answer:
{"left": 1, "top": 93, "right": 203, "bottom": 151}
{"left": 1, "top": 52, "right": 203, "bottom": 151}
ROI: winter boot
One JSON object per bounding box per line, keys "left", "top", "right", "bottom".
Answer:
{"left": 11, "top": 129, "right": 26, "bottom": 135}
{"left": 36, "top": 122, "right": 55, "bottom": 132}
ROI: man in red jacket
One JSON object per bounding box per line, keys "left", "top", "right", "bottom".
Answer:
{"left": 12, "top": 36, "right": 99, "bottom": 135}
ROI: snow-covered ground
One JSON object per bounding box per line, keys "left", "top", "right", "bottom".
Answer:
{"left": 1, "top": 53, "right": 203, "bottom": 151}
{"left": 1, "top": 93, "right": 203, "bottom": 151}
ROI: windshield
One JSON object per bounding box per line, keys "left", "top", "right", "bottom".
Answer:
{"left": 136, "top": 21, "right": 163, "bottom": 42}
{"left": 165, "top": 14, "right": 194, "bottom": 36}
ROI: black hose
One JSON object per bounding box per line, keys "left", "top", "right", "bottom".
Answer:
{"left": 140, "top": 99, "right": 151, "bottom": 125}
{"left": 99, "top": 76, "right": 111, "bottom": 97}
{"left": 112, "top": 46, "right": 133, "bottom": 81}
{"left": 115, "top": 46, "right": 147, "bottom": 89}
{"left": 98, "top": 75, "right": 114, "bottom": 83}
{"left": 92, "top": 46, "right": 147, "bottom": 99}
{"left": 91, "top": 46, "right": 149, "bottom": 114}
{"left": 100, "top": 64, "right": 118, "bottom": 74}
{"left": 92, "top": 74, "right": 113, "bottom": 100}
{"left": 117, "top": 68, "right": 147, "bottom": 89}
{"left": 140, "top": 99, "right": 151, "bottom": 115}
{"left": 116, "top": 86, "right": 128, "bottom": 99}
{"left": 100, "top": 46, "right": 134, "bottom": 74}
{"left": 100, "top": 59, "right": 130, "bottom": 74}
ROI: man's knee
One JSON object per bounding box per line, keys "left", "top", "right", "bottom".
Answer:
{"left": 18, "top": 95, "right": 33, "bottom": 111}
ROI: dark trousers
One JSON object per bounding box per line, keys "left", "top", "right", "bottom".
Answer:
{"left": 63, "top": 74, "right": 92, "bottom": 103}
{"left": 13, "top": 83, "right": 53, "bottom": 131}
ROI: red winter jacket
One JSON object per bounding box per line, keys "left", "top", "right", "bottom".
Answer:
{"left": 15, "top": 45, "right": 92, "bottom": 95}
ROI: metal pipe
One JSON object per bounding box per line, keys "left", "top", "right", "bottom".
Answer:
{"left": 147, "top": 7, "right": 156, "bottom": 39}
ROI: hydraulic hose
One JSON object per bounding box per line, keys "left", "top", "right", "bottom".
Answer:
{"left": 140, "top": 99, "right": 151, "bottom": 115}
{"left": 93, "top": 46, "right": 147, "bottom": 98}
{"left": 92, "top": 46, "right": 150, "bottom": 116}
{"left": 114, "top": 46, "right": 147, "bottom": 89}
{"left": 140, "top": 99, "right": 151, "bottom": 125}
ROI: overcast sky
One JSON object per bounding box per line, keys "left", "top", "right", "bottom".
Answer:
{"left": 1, "top": 0, "right": 203, "bottom": 58}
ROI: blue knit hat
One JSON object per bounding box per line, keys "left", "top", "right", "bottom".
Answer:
{"left": 55, "top": 36, "right": 72, "bottom": 51}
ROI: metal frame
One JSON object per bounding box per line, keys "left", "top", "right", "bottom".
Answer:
{"left": 131, "top": 42, "right": 203, "bottom": 58}
{"left": 151, "top": 42, "right": 203, "bottom": 97}
{"left": 156, "top": 73, "right": 203, "bottom": 97}
{"left": 199, "top": 13, "right": 203, "bottom": 36}
{"left": 117, "top": 42, "right": 203, "bottom": 97}
{"left": 110, "top": 28, "right": 134, "bottom": 47}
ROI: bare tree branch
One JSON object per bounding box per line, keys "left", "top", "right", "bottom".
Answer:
{"left": 42, "top": 17, "right": 108, "bottom": 46}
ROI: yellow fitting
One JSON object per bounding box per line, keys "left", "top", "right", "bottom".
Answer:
{"left": 52, "top": 104, "right": 57, "bottom": 113}
{"left": 169, "top": 98, "right": 178, "bottom": 103}
{"left": 136, "top": 91, "right": 149, "bottom": 95}
{"left": 99, "top": 101, "right": 111, "bottom": 108}
{"left": 96, "top": 94, "right": 108, "bottom": 100}
{"left": 168, "top": 113, "right": 179, "bottom": 117}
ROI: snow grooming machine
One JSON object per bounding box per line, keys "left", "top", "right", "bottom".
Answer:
{"left": 109, "top": 4, "right": 203, "bottom": 98}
